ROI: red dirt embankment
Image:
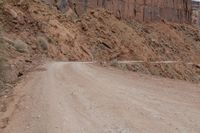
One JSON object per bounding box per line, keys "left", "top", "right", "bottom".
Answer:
{"left": 74, "top": 9, "right": 200, "bottom": 82}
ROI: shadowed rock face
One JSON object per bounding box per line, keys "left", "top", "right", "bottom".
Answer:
{"left": 44, "top": 0, "right": 192, "bottom": 23}
{"left": 57, "top": 0, "right": 68, "bottom": 11}
{"left": 42, "top": 0, "right": 68, "bottom": 11}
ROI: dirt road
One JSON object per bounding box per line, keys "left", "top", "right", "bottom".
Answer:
{"left": 1, "top": 62, "right": 200, "bottom": 133}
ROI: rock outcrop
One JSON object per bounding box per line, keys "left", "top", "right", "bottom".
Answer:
{"left": 47, "top": 0, "right": 192, "bottom": 23}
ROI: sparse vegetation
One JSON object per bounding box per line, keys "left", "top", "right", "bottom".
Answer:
{"left": 0, "top": 57, "right": 4, "bottom": 76}
{"left": 36, "top": 36, "right": 49, "bottom": 51}
{"left": 0, "top": 56, "right": 7, "bottom": 82}
{"left": 0, "top": 25, "right": 4, "bottom": 47}
{"left": 0, "top": 38, "right": 7, "bottom": 81}
{"left": 110, "top": 59, "right": 118, "bottom": 67}
{"left": 0, "top": 38, "right": 4, "bottom": 50}
{"left": 0, "top": 0, "right": 4, "bottom": 5}
{"left": 13, "top": 39, "right": 29, "bottom": 53}
{"left": 0, "top": 80, "right": 3, "bottom": 91}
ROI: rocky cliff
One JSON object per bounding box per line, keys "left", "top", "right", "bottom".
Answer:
{"left": 46, "top": 0, "right": 192, "bottom": 23}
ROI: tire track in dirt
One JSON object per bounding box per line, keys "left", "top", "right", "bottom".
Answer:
{"left": 1, "top": 62, "right": 200, "bottom": 133}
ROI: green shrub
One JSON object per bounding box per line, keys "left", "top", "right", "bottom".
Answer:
{"left": 13, "top": 39, "right": 29, "bottom": 53}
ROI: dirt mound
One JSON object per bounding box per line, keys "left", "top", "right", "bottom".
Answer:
{"left": 75, "top": 9, "right": 200, "bottom": 62}
{"left": 71, "top": 9, "right": 199, "bottom": 82}
{"left": 72, "top": 9, "right": 199, "bottom": 81}
{"left": 111, "top": 62, "right": 200, "bottom": 83}
{"left": 129, "top": 21, "right": 200, "bottom": 62}
{"left": 74, "top": 9, "right": 149, "bottom": 61}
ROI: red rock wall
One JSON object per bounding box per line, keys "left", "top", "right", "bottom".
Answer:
{"left": 54, "top": 0, "right": 192, "bottom": 23}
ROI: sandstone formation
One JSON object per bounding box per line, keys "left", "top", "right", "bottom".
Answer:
{"left": 47, "top": 0, "right": 192, "bottom": 23}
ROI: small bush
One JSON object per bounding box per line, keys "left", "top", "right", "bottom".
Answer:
{"left": 0, "top": 29, "right": 4, "bottom": 49}
{"left": 0, "top": 0, "right": 4, "bottom": 5}
{"left": 0, "top": 80, "right": 3, "bottom": 91}
{"left": 0, "top": 57, "right": 7, "bottom": 81}
{"left": 110, "top": 59, "right": 118, "bottom": 67}
{"left": 36, "top": 36, "right": 49, "bottom": 51}
{"left": 13, "top": 39, "right": 29, "bottom": 53}
{"left": 0, "top": 38, "right": 5, "bottom": 49}
{"left": 0, "top": 58, "right": 4, "bottom": 74}
{"left": 0, "top": 57, "right": 7, "bottom": 94}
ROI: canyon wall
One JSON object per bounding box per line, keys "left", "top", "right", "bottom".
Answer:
{"left": 192, "top": 0, "right": 200, "bottom": 26}
{"left": 46, "top": 0, "right": 192, "bottom": 23}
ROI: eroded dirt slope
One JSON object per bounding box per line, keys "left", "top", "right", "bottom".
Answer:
{"left": 76, "top": 10, "right": 200, "bottom": 62}
{"left": 75, "top": 10, "right": 200, "bottom": 82}
{"left": 1, "top": 0, "right": 200, "bottom": 65}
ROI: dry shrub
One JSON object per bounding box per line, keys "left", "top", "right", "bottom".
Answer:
{"left": 36, "top": 36, "right": 49, "bottom": 51}
{"left": 110, "top": 59, "right": 118, "bottom": 67}
{"left": 0, "top": 0, "right": 4, "bottom": 5}
{"left": 0, "top": 57, "right": 7, "bottom": 82}
{"left": 13, "top": 39, "right": 29, "bottom": 53}
{"left": 0, "top": 80, "right": 3, "bottom": 91}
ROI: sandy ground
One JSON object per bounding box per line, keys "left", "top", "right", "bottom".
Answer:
{"left": 1, "top": 62, "right": 200, "bottom": 133}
